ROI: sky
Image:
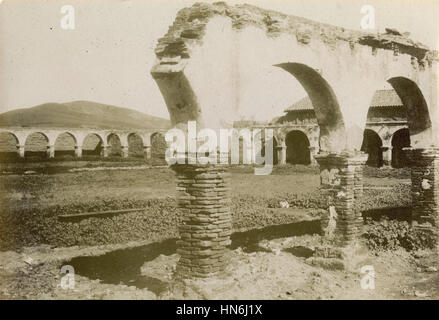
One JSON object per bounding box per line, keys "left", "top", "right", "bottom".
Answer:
{"left": 1, "top": 0, "right": 438, "bottom": 120}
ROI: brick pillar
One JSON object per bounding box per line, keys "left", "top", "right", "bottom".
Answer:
{"left": 315, "top": 152, "right": 367, "bottom": 246}
{"left": 404, "top": 148, "right": 439, "bottom": 239}
{"left": 17, "top": 145, "right": 25, "bottom": 158}
{"left": 172, "top": 163, "right": 232, "bottom": 278}
{"left": 354, "top": 160, "right": 365, "bottom": 200}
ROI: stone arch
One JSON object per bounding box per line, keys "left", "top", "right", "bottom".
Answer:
{"left": 361, "top": 129, "right": 383, "bottom": 168}
{"left": 387, "top": 77, "right": 432, "bottom": 147}
{"left": 0, "top": 132, "right": 20, "bottom": 161}
{"left": 24, "top": 132, "right": 49, "bottom": 158}
{"left": 127, "top": 132, "right": 144, "bottom": 158}
{"left": 82, "top": 133, "right": 104, "bottom": 156}
{"left": 391, "top": 128, "right": 411, "bottom": 168}
{"left": 54, "top": 132, "right": 77, "bottom": 158}
{"left": 285, "top": 130, "right": 311, "bottom": 165}
{"left": 275, "top": 63, "right": 345, "bottom": 153}
{"left": 107, "top": 133, "right": 122, "bottom": 156}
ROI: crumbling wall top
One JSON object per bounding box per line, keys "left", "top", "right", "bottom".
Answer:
{"left": 154, "top": 2, "right": 435, "bottom": 63}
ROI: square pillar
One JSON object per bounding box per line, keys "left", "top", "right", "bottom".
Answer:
{"left": 144, "top": 145, "right": 151, "bottom": 160}
{"left": 277, "top": 142, "right": 286, "bottom": 165}
{"left": 101, "top": 146, "right": 108, "bottom": 157}
{"left": 381, "top": 146, "right": 392, "bottom": 167}
{"left": 17, "top": 145, "right": 25, "bottom": 158}
{"left": 315, "top": 152, "right": 367, "bottom": 246}
{"left": 309, "top": 146, "right": 318, "bottom": 165}
{"left": 171, "top": 163, "right": 232, "bottom": 279}
{"left": 75, "top": 145, "right": 83, "bottom": 158}
{"left": 121, "top": 145, "right": 129, "bottom": 158}
{"left": 47, "top": 145, "right": 55, "bottom": 158}
{"left": 404, "top": 148, "right": 439, "bottom": 235}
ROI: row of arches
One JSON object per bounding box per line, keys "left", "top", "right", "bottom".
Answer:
{"left": 244, "top": 128, "right": 411, "bottom": 168}
{"left": 360, "top": 128, "right": 410, "bottom": 168}
{"left": 0, "top": 131, "right": 167, "bottom": 161}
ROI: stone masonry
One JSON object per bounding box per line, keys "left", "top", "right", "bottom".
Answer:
{"left": 172, "top": 163, "right": 232, "bottom": 278}
{"left": 404, "top": 147, "right": 439, "bottom": 247}
{"left": 315, "top": 152, "right": 367, "bottom": 246}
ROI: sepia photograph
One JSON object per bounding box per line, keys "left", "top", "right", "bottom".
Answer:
{"left": 0, "top": 0, "right": 438, "bottom": 306}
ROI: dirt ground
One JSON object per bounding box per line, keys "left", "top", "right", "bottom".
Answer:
{"left": 0, "top": 236, "right": 437, "bottom": 300}
{"left": 0, "top": 164, "right": 437, "bottom": 300}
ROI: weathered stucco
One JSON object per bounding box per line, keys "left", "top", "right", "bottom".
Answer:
{"left": 151, "top": 2, "right": 438, "bottom": 153}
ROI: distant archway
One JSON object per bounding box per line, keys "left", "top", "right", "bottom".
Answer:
{"left": 285, "top": 130, "right": 311, "bottom": 165}
{"left": 0, "top": 132, "right": 19, "bottom": 161}
{"left": 107, "top": 133, "right": 122, "bottom": 157}
{"left": 128, "top": 133, "right": 144, "bottom": 158}
{"left": 24, "top": 132, "right": 48, "bottom": 159}
{"left": 391, "top": 128, "right": 411, "bottom": 168}
{"left": 54, "top": 132, "right": 76, "bottom": 158}
{"left": 361, "top": 129, "right": 383, "bottom": 167}
{"left": 82, "top": 133, "right": 104, "bottom": 156}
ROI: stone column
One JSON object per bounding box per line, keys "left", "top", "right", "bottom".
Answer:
{"left": 121, "top": 145, "right": 129, "bottom": 158}
{"left": 315, "top": 151, "right": 367, "bottom": 246}
{"left": 277, "top": 141, "right": 286, "bottom": 165}
{"left": 47, "top": 145, "right": 55, "bottom": 158}
{"left": 381, "top": 146, "right": 392, "bottom": 167}
{"left": 404, "top": 148, "right": 439, "bottom": 240}
{"left": 75, "top": 145, "right": 83, "bottom": 158}
{"left": 144, "top": 145, "right": 152, "bottom": 160}
{"left": 172, "top": 163, "right": 232, "bottom": 279}
{"left": 17, "top": 145, "right": 25, "bottom": 158}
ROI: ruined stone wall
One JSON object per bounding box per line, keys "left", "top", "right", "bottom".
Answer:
{"left": 152, "top": 2, "right": 438, "bottom": 153}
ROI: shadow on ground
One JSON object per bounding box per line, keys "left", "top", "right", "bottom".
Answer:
{"left": 68, "top": 219, "right": 321, "bottom": 294}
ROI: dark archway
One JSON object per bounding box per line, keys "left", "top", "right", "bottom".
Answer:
{"left": 128, "top": 133, "right": 144, "bottom": 158}
{"left": 391, "top": 128, "right": 411, "bottom": 168}
{"left": 54, "top": 132, "right": 76, "bottom": 158}
{"left": 388, "top": 77, "right": 432, "bottom": 146}
{"left": 276, "top": 63, "right": 345, "bottom": 153}
{"left": 361, "top": 129, "right": 383, "bottom": 167}
{"left": 151, "top": 132, "right": 167, "bottom": 165}
{"left": 24, "top": 132, "right": 48, "bottom": 159}
{"left": 83, "top": 133, "right": 104, "bottom": 156}
{"left": 285, "top": 130, "right": 311, "bottom": 165}
{"left": 0, "top": 132, "right": 19, "bottom": 161}
{"left": 107, "top": 133, "right": 122, "bottom": 157}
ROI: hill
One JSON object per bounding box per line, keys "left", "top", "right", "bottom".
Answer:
{"left": 0, "top": 101, "right": 170, "bottom": 130}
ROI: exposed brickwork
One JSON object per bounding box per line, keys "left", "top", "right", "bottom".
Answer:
{"left": 404, "top": 148, "right": 439, "bottom": 247}
{"left": 172, "top": 163, "right": 232, "bottom": 278}
{"left": 315, "top": 152, "right": 367, "bottom": 246}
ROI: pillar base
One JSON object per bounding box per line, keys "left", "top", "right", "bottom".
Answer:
{"left": 315, "top": 151, "right": 367, "bottom": 247}
{"left": 306, "top": 241, "right": 370, "bottom": 271}
{"left": 172, "top": 163, "right": 232, "bottom": 279}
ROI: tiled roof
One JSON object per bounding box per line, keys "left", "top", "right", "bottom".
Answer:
{"left": 285, "top": 89, "right": 403, "bottom": 112}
